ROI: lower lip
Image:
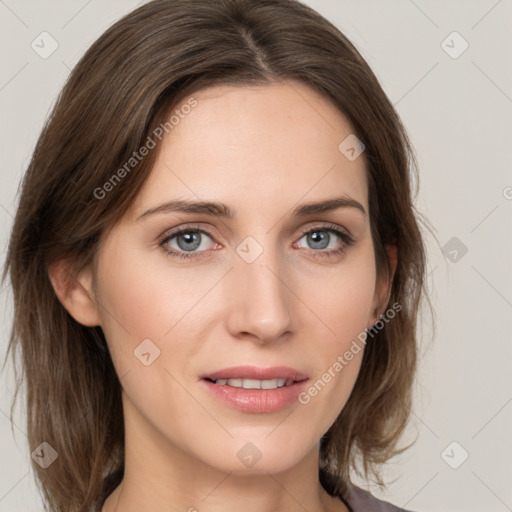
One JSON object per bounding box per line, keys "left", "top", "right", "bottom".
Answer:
{"left": 200, "top": 379, "right": 309, "bottom": 413}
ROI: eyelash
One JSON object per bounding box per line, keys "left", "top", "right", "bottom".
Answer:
{"left": 158, "top": 223, "right": 355, "bottom": 261}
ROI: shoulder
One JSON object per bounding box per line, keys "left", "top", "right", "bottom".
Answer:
{"left": 343, "top": 481, "right": 416, "bottom": 512}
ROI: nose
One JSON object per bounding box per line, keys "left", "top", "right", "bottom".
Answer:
{"left": 224, "top": 245, "right": 293, "bottom": 344}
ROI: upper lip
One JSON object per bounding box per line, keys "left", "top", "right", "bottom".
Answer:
{"left": 201, "top": 365, "right": 309, "bottom": 382}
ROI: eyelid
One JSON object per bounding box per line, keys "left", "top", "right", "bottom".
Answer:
{"left": 296, "top": 221, "right": 353, "bottom": 239}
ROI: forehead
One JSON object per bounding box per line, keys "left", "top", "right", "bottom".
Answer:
{"left": 130, "top": 81, "right": 368, "bottom": 220}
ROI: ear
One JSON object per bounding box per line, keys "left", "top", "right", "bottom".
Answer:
{"left": 368, "top": 244, "right": 397, "bottom": 327}
{"left": 48, "top": 259, "right": 101, "bottom": 327}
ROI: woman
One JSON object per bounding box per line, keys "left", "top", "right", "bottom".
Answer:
{"left": 2, "top": 0, "right": 430, "bottom": 511}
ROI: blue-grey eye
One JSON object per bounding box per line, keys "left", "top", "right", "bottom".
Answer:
{"left": 165, "top": 230, "right": 215, "bottom": 253}
{"left": 297, "top": 229, "right": 340, "bottom": 251}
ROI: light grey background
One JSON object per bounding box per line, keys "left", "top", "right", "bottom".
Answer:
{"left": 1, "top": 1, "right": 511, "bottom": 511}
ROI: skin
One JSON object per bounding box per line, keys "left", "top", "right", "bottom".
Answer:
{"left": 49, "top": 80, "right": 396, "bottom": 512}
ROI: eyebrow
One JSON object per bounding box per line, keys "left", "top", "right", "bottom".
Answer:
{"left": 136, "top": 195, "right": 366, "bottom": 221}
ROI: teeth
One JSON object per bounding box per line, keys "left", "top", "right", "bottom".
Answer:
{"left": 213, "top": 378, "right": 294, "bottom": 389}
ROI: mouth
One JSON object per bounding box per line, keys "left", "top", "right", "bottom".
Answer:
{"left": 199, "top": 366, "right": 309, "bottom": 413}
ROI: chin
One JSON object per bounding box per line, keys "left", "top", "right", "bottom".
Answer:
{"left": 182, "top": 428, "right": 317, "bottom": 476}
{"left": 209, "top": 452, "right": 307, "bottom": 476}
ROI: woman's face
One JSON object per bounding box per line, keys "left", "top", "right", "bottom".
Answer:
{"left": 87, "top": 80, "right": 390, "bottom": 474}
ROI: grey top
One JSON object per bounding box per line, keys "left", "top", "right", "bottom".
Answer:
{"left": 320, "top": 469, "right": 414, "bottom": 512}
{"left": 342, "top": 481, "right": 415, "bottom": 512}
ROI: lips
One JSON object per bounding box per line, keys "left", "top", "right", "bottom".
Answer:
{"left": 199, "top": 366, "right": 310, "bottom": 413}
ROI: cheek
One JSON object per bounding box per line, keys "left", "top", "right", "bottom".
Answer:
{"left": 301, "top": 248, "right": 377, "bottom": 344}
{"left": 95, "top": 241, "right": 215, "bottom": 343}
{"left": 93, "top": 239, "right": 229, "bottom": 409}
{"left": 92, "top": 244, "right": 205, "bottom": 436}
{"left": 295, "top": 251, "right": 376, "bottom": 418}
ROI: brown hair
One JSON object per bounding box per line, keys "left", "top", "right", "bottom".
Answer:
{"left": 1, "top": 0, "right": 432, "bottom": 510}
